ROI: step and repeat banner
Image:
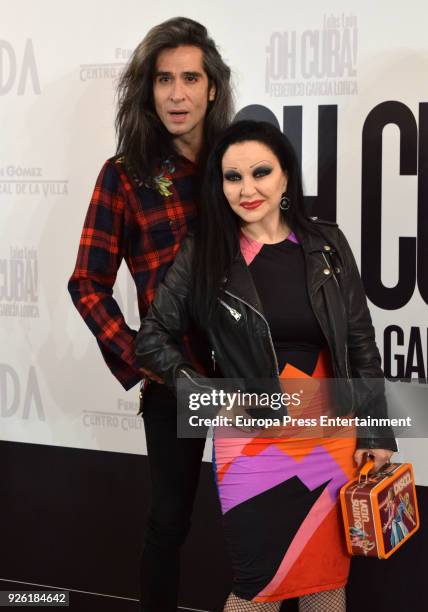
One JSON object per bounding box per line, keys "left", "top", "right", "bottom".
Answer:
{"left": 1, "top": 1, "right": 427, "bottom": 480}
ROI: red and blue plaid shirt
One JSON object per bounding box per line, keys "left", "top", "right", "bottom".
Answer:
{"left": 68, "top": 155, "right": 199, "bottom": 390}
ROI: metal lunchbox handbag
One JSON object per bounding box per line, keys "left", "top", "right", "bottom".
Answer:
{"left": 340, "top": 459, "right": 420, "bottom": 558}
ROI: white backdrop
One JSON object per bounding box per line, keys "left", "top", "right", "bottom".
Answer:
{"left": 1, "top": 1, "right": 427, "bottom": 482}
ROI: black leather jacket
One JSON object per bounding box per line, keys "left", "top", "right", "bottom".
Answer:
{"left": 135, "top": 217, "right": 397, "bottom": 451}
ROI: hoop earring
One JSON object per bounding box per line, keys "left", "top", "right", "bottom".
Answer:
{"left": 279, "top": 192, "right": 291, "bottom": 211}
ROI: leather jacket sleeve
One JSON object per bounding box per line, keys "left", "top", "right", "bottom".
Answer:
{"left": 338, "top": 229, "right": 397, "bottom": 451}
{"left": 134, "top": 236, "right": 202, "bottom": 390}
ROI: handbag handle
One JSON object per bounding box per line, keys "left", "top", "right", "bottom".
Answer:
{"left": 358, "top": 459, "right": 375, "bottom": 483}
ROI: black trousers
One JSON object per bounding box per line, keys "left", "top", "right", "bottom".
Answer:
{"left": 140, "top": 382, "right": 206, "bottom": 611}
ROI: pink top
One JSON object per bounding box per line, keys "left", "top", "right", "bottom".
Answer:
{"left": 240, "top": 230, "right": 299, "bottom": 266}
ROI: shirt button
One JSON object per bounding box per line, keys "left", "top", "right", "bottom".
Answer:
{"left": 324, "top": 245, "right": 331, "bottom": 251}
{"left": 323, "top": 268, "right": 330, "bottom": 275}
{"left": 335, "top": 267, "right": 341, "bottom": 273}
{"left": 169, "top": 219, "right": 175, "bottom": 227}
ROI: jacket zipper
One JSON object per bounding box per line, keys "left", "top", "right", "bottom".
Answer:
{"left": 224, "top": 289, "right": 279, "bottom": 377}
{"left": 321, "top": 252, "right": 354, "bottom": 410}
{"left": 178, "top": 368, "right": 214, "bottom": 391}
{"left": 219, "top": 298, "right": 242, "bottom": 321}
{"left": 309, "top": 253, "right": 336, "bottom": 365}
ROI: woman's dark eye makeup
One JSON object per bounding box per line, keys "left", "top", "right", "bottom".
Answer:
{"left": 223, "top": 171, "right": 241, "bottom": 181}
{"left": 223, "top": 166, "right": 273, "bottom": 181}
{"left": 253, "top": 165, "right": 272, "bottom": 178}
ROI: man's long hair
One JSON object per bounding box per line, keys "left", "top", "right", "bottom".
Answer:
{"left": 192, "top": 120, "right": 318, "bottom": 322}
{"left": 116, "top": 17, "right": 233, "bottom": 179}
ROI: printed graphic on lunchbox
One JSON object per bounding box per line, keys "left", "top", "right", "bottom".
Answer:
{"left": 378, "top": 472, "right": 417, "bottom": 554}
{"left": 348, "top": 493, "right": 376, "bottom": 555}
{"left": 349, "top": 524, "right": 376, "bottom": 555}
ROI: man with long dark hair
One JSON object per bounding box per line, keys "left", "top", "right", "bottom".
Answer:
{"left": 68, "top": 17, "right": 233, "bottom": 611}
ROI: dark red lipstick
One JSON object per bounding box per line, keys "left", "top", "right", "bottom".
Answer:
{"left": 240, "top": 199, "right": 265, "bottom": 210}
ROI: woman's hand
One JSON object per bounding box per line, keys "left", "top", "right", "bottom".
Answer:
{"left": 354, "top": 448, "right": 394, "bottom": 472}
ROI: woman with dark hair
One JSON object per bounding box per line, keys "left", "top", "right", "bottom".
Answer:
{"left": 135, "top": 120, "right": 397, "bottom": 611}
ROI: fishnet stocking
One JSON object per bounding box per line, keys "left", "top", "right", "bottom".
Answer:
{"left": 298, "top": 587, "right": 346, "bottom": 612}
{"left": 223, "top": 592, "right": 281, "bottom": 611}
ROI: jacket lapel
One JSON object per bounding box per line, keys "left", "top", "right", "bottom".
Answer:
{"left": 224, "top": 253, "right": 264, "bottom": 313}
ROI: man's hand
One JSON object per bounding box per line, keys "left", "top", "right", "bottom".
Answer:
{"left": 140, "top": 368, "right": 164, "bottom": 384}
{"left": 354, "top": 448, "right": 394, "bottom": 472}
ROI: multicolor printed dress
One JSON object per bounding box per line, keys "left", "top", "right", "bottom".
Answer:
{"left": 212, "top": 232, "right": 357, "bottom": 602}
